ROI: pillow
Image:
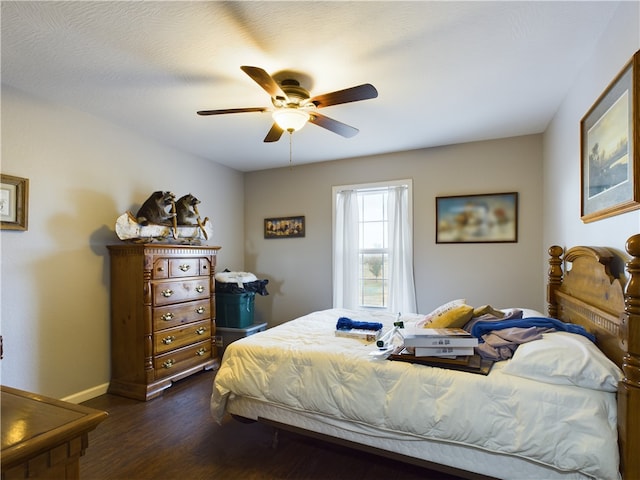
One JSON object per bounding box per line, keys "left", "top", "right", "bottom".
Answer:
{"left": 501, "top": 331, "right": 623, "bottom": 392}
{"left": 427, "top": 304, "right": 474, "bottom": 328}
{"left": 428, "top": 299, "right": 466, "bottom": 317}
{"left": 518, "top": 308, "right": 545, "bottom": 318}
{"left": 415, "top": 299, "right": 466, "bottom": 327}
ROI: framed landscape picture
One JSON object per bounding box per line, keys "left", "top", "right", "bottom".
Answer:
{"left": 264, "top": 215, "right": 305, "bottom": 238}
{"left": 1, "top": 174, "right": 29, "bottom": 231}
{"left": 580, "top": 50, "right": 639, "bottom": 223}
{"left": 436, "top": 192, "right": 518, "bottom": 244}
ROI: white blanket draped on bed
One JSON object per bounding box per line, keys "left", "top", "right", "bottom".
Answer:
{"left": 211, "top": 308, "right": 619, "bottom": 480}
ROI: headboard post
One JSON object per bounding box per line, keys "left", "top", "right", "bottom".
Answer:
{"left": 547, "top": 245, "right": 563, "bottom": 319}
{"left": 619, "top": 234, "right": 640, "bottom": 478}
{"left": 622, "top": 234, "right": 640, "bottom": 374}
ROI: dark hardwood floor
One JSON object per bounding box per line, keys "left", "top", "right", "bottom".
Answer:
{"left": 80, "top": 370, "right": 468, "bottom": 480}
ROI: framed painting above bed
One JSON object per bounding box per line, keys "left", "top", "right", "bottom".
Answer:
{"left": 580, "top": 49, "right": 639, "bottom": 223}
{"left": 435, "top": 192, "right": 518, "bottom": 244}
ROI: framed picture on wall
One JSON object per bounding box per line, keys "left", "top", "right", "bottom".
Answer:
{"left": 580, "top": 50, "right": 639, "bottom": 223}
{"left": 264, "top": 215, "right": 305, "bottom": 238}
{"left": 1, "top": 174, "right": 29, "bottom": 231}
{"left": 436, "top": 192, "right": 518, "bottom": 244}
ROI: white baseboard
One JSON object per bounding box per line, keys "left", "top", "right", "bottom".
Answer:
{"left": 61, "top": 382, "right": 109, "bottom": 404}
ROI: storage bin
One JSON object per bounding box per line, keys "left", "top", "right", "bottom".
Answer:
{"left": 215, "top": 322, "right": 267, "bottom": 356}
{"left": 216, "top": 292, "right": 255, "bottom": 328}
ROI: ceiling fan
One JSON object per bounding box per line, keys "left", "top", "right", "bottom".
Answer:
{"left": 197, "top": 66, "right": 378, "bottom": 142}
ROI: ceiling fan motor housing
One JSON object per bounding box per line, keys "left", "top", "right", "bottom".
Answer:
{"left": 273, "top": 79, "right": 311, "bottom": 108}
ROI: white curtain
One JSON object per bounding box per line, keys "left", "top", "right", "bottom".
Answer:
{"left": 333, "top": 189, "right": 360, "bottom": 309}
{"left": 387, "top": 186, "right": 417, "bottom": 314}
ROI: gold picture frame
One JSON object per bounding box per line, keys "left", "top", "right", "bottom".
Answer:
{"left": 1, "top": 174, "right": 29, "bottom": 231}
{"left": 264, "top": 216, "right": 305, "bottom": 239}
{"left": 580, "top": 50, "right": 639, "bottom": 223}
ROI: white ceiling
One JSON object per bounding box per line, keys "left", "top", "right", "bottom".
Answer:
{"left": 1, "top": 1, "right": 620, "bottom": 172}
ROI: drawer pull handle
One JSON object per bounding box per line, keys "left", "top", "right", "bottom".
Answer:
{"left": 179, "top": 264, "right": 191, "bottom": 272}
{"left": 158, "top": 266, "right": 165, "bottom": 272}
{"left": 162, "top": 335, "right": 175, "bottom": 345}
{"left": 162, "top": 359, "right": 175, "bottom": 369}
{"left": 195, "top": 285, "right": 204, "bottom": 293}
{"left": 196, "top": 348, "right": 207, "bottom": 356}
{"left": 161, "top": 312, "right": 174, "bottom": 321}
{"left": 196, "top": 307, "right": 205, "bottom": 314}
{"left": 195, "top": 327, "right": 207, "bottom": 335}
{"left": 162, "top": 289, "right": 173, "bottom": 297}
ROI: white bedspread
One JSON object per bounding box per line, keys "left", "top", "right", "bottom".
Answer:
{"left": 211, "top": 308, "right": 619, "bottom": 480}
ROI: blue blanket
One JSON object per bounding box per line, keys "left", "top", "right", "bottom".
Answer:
{"left": 471, "top": 317, "right": 595, "bottom": 343}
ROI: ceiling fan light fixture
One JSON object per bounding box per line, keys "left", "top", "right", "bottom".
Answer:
{"left": 273, "top": 109, "right": 310, "bottom": 132}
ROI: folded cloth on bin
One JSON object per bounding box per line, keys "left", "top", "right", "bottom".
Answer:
{"left": 215, "top": 270, "right": 270, "bottom": 296}
{"left": 215, "top": 271, "right": 257, "bottom": 286}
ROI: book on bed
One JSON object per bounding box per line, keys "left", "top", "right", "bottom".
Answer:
{"left": 413, "top": 346, "right": 475, "bottom": 357}
{"left": 403, "top": 327, "right": 479, "bottom": 348}
{"left": 334, "top": 329, "right": 380, "bottom": 342}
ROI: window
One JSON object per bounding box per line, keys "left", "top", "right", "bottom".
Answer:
{"left": 333, "top": 179, "right": 417, "bottom": 313}
{"left": 359, "top": 188, "right": 389, "bottom": 307}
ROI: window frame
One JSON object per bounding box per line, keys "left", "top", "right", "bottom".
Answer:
{"left": 332, "top": 179, "right": 413, "bottom": 310}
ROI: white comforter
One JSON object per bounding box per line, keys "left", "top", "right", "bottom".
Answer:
{"left": 211, "top": 309, "right": 619, "bottom": 480}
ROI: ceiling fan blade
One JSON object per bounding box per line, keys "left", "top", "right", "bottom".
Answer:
{"left": 241, "top": 66, "right": 289, "bottom": 102}
{"left": 264, "top": 123, "right": 284, "bottom": 143}
{"left": 309, "top": 113, "right": 359, "bottom": 138}
{"left": 310, "top": 84, "right": 378, "bottom": 108}
{"left": 197, "top": 107, "right": 267, "bottom": 116}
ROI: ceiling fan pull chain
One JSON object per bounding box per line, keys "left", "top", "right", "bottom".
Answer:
{"left": 289, "top": 131, "right": 293, "bottom": 168}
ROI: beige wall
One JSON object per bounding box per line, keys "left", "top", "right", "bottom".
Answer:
{"left": 244, "top": 135, "right": 544, "bottom": 327}
{"left": 0, "top": 86, "right": 245, "bottom": 399}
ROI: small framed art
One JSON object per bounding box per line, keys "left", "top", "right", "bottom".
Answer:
{"left": 264, "top": 215, "right": 305, "bottom": 238}
{"left": 580, "top": 50, "right": 639, "bottom": 223}
{"left": 436, "top": 192, "right": 518, "bottom": 244}
{"left": 1, "top": 174, "right": 29, "bottom": 231}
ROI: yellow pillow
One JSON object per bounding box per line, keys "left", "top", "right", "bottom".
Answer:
{"left": 427, "top": 304, "right": 474, "bottom": 328}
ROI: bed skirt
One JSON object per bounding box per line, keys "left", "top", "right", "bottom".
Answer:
{"left": 225, "top": 395, "right": 592, "bottom": 480}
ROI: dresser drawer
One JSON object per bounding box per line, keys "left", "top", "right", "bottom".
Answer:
{"left": 153, "top": 278, "right": 210, "bottom": 306}
{"left": 168, "top": 257, "right": 202, "bottom": 278}
{"left": 154, "top": 340, "right": 212, "bottom": 379}
{"left": 152, "top": 299, "right": 211, "bottom": 330}
{"left": 154, "top": 319, "right": 212, "bottom": 354}
{"left": 152, "top": 257, "right": 212, "bottom": 279}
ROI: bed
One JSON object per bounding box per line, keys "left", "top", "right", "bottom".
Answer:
{"left": 211, "top": 234, "right": 640, "bottom": 480}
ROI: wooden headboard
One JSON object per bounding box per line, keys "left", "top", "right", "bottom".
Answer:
{"left": 547, "top": 234, "right": 639, "bottom": 479}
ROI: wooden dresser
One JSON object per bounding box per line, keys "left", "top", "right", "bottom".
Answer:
{"left": 107, "top": 244, "right": 221, "bottom": 401}
{"left": 1, "top": 386, "right": 107, "bottom": 480}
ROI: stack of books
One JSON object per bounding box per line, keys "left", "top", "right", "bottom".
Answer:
{"left": 403, "top": 327, "right": 478, "bottom": 358}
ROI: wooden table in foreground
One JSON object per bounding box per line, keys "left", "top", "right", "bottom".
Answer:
{"left": 1, "top": 386, "right": 108, "bottom": 480}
